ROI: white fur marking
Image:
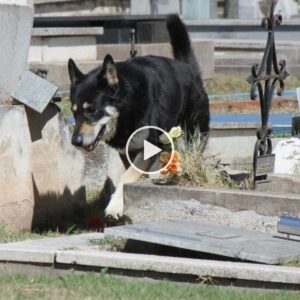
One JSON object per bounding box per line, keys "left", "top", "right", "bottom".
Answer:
{"left": 105, "top": 153, "right": 146, "bottom": 218}
{"left": 105, "top": 106, "right": 119, "bottom": 117}
{"left": 83, "top": 102, "right": 92, "bottom": 109}
{"left": 102, "top": 106, "right": 119, "bottom": 142}
{"left": 72, "top": 104, "right": 77, "bottom": 111}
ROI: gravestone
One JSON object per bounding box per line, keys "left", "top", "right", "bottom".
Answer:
{"left": 0, "top": 0, "right": 86, "bottom": 231}
{"left": 0, "top": 1, "right": 35, "bottom": 231}
{"left": 0, "top": 106, "right": 34, "bottom": 231}
{"left": 0, "top": 0, "right": 33, "bottom": 103}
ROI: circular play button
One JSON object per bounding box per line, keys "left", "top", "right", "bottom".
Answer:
{"left": 125, "top": 126, "right": 174, "bottom": 175}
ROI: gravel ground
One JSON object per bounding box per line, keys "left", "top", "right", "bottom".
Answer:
{"left": 126, "top": 199, "right": 279, "bottom": 234}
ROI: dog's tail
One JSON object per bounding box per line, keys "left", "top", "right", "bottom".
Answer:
{"left": 166, "top": 14, "right": 198, "bottom": 70}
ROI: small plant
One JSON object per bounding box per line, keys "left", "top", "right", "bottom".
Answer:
{"left": 157, "top": 127, "right": 239, "bottom": 188}
{"left": 89, "top": 236, "right": 126, "bottom": 252}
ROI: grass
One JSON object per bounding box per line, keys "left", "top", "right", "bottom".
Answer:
{"left": 0, "top": 273, "right": 299, "bottom": 300}
{"left": 173, "top": 130, "right": 241, "bottom": 189}
{"left": 205, "top": 74, "right": 251, "bottom": 95}
{"left": 273, "top": 133, "right": 292, "bottom": 138}
{"left": 279, "top": 256, "right": 300, "bottom": 268}
{"left": 56, "top": 97, "right": 72, "bottom": 116}
{"left": 0, "top": 224, "right": 62, "bottom": 244}
{"left": 205, "top": 74, "right": 300, "bottom": 96}
{"left": 57, "top": 75, "right": 300, "bottom": 118}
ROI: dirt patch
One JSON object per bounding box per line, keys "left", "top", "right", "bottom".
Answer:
{"left": 210, "top": 98, "right": 298, "bottom": 115}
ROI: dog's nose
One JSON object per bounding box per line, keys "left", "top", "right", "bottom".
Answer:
{"left": 72, "top": 135, "right": 83, "bottom": 147}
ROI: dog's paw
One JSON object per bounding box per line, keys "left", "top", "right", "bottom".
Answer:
{"left": 105, "top": 192, "right": 124, "bottom": 219}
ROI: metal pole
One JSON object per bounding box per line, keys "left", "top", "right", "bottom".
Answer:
{"left": 130, "top": 28, "right": 137, "bottom": 58}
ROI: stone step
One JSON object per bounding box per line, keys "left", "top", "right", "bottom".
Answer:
{"left": 212, "top": 38, "right": 300, "bottom": 73}
{"left": 1, "top": 232, "right": 300, "bottom": 286}
{"left": 28, "top": 40, "right": 214, "bottom": 90}
{"left": 123, "top": 180, "right": 300, "bottom": 220}
{"left": 215, "top": 51, "right": 264, "bottom": 66}
{"left": 187, "top": 19, "right": 300, "bottom": 42}
{"left": 213, "top": 38, "right": 300, "bottom": 50}
{"left": 34, "top": 0, "right": 130, "bottom": 17}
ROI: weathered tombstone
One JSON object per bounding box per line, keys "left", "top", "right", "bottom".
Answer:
{"left": 0, "top": 106, "right": 34, "bottom": 231}
{"left": 0, "top": 0, "right": 35, "bottom": 231}
{"left": 0, "top": 0, "right": 86, "bottom": 231}
{"left": 0, "top": 0, "right": 33, "bottom": 103}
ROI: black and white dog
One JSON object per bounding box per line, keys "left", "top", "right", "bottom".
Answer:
{"left": 68, "top": 14, "right": 210, "bottom": 219}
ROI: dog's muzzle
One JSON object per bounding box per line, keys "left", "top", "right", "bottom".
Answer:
{"left": 72, "top": 125, "right": 106, "bottom": 152}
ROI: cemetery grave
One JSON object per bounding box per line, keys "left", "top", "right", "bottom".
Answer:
{"left": 1, "top": 0, "right": 300, "bottom": 293}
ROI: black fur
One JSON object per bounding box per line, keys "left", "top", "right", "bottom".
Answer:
{"left": 69, "top": 14, "right": 209, "bottom": 156}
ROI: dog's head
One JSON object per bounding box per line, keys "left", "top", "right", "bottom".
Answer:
{"left": 68, "top": 54, "right": 120, "bottom": 151}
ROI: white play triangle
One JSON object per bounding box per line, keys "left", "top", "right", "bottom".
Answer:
{"left": 143, "top": 140, "right": 162, "bottom": 160}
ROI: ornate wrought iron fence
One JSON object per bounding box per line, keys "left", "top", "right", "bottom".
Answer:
{"left": 247, "top": 0, "right": 289, "bottom": 186}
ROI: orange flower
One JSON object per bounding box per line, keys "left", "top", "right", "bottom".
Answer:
{"left": 160, "top": 151, "right": 181, "bottom": 176}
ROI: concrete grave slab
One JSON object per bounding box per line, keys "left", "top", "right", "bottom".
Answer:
{"left": 0, "top": 233, "right": 104, "bottom": 264}
{"left": 11, "top": 71, "right": 58, "bottom": 113}
{"left": 55, "top": 250, "right": 300, "bottom": 285}
{"left": 105, "top": 220, "right": 300, "bottom": 264}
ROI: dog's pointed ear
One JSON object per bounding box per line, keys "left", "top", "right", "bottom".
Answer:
{"left": 68, "top": 58, "right": 84, "bottom": 84}
{"left": 100, "top": 54, "right": 119, "bottom": 86}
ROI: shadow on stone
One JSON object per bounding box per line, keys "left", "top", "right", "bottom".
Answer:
{"left": 88, "top": 176, "right": 116, "bottom": 214}
{"left": 25, "top": 104, "right": 58, "bottom": 142}
{"left": 31, "top": 176, "right": 86, "bottom": 231}
{"left": 122, "top": 239, "right": 240, "bottom": 262}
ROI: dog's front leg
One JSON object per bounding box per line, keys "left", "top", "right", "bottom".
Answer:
{"left": 105, "top": 152, "right": 151, "bottom": 219}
